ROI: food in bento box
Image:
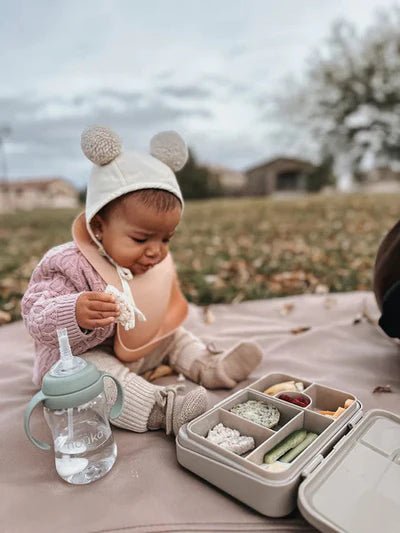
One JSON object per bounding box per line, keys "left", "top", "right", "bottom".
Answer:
{"left": 264, "top": 380, "right": 304, "bottom": 396}
{"left": 276, "top": 393, "right": 310, "bottom": 407}
{"left": 315, "top": 398, "right": 354, "bottom": 418}
{"left": 280, "top": 432, "right": 318, "bottom": 462}
{"left": 263, "top": 429, "right": 307, "bottom": 464}
{"left": 261, "top": 461, "right": 291, "bottom": 473}
{"left": 206, "top": 423, "right": 255, "bottom": 455}
{"left": 263, "top": 430, "right": 318, "bottom": 465}
{"left": 230, "top": 400, "right": 280, "bottom": 429}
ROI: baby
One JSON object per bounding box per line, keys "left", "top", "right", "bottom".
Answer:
{"left": 22, "top": 126, "right": 262, "bottom": 436}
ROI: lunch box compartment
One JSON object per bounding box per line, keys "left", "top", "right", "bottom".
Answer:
{"left": 222, "top": 389, "right": 302, "bottom": 430}
{"left": 246, "top": 409, "right": 333, "bottom": 470}
{"left": 188, "top": 407, "right": 275, "bottom": 464}
{"left": 249, "top": 373, "right": 312, "bottom": 396}
{"left": 305, "top": 383, "right": 356, "bottom": 416}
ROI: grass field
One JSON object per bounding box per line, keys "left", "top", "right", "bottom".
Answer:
{"left": 1, "top": 193, "right": 399, "bottom": 323}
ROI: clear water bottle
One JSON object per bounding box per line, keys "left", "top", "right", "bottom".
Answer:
{"left": 24, "top": 329, "right": 124, "bottom": 485}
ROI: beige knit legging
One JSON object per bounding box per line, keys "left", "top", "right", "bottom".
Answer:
{"left": 81, "top": 335, "right": 173, "bottom": 433}
{"left": 81, "top": 327, "right": 231, "bottom": 433}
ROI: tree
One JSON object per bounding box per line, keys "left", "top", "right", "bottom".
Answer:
{"left": 276, "top": 7, "right": 400, "bottom": 189}
{"left": 176, "top": 148, "right": 223, "bottom": 199}
{"left": 79, "top": 187, "right": 86, "bottom": 204}
{"left": 305, "top": 155, "right": 335, "bottom": 192}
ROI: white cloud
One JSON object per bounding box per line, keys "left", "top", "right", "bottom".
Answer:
{"left": 0, "top": 0, "right": 397, "bottom": 185}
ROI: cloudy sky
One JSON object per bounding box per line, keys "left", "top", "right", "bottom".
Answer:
{"left": 0, "top": 0, "right": 397, "bottom": 187}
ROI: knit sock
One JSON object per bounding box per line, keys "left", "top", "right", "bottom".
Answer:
{"left": 168, "top": 328, "right": 263, "bottom": 389}
{"left": 148, "top": 386, "right": 208, "bottom": 435}
{"left": 221, "top": 341, "right": 263, "bottom": 383}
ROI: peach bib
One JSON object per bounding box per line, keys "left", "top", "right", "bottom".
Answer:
{"left": 72, "top": 213, "right": 188, "bottom": 363}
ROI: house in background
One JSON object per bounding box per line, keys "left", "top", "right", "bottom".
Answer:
{"left": 0, "top": 177, "right": 79, "bottom": 213}
{"left": 245, "top": 157, "right": 315, "bottom": 195}
{"left": 206, "top": 164, "right": 247, "bottom": 196}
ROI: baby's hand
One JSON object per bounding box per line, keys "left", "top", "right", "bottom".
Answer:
{"left": 76, "top": 292, "right": 120, "bottom": 330}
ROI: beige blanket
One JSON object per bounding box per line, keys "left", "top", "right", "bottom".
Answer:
{"left": 1, "top": 292, "right": 399, "bottom": 532}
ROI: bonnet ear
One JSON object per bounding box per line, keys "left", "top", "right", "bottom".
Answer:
{"left": 150, "top": 131, "right": 188, "bottom": 172}
{"left": 81, "top": 125, "right": 122, "bottom": 166}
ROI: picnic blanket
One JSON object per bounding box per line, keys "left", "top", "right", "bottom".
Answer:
{"left": 1, "top": 291, "right": 399, "bottom": 533}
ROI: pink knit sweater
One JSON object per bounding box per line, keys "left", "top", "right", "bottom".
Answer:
{"left": 21, "top": 242, "right": 115, "bottom": 387}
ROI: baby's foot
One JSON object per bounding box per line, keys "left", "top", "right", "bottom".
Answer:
{"left": 148, "top": 385, "right": 208, "bottom": 435}
{"left": 188, "top": 341, "right": 263, "bottom": 390}
{"left": 221, "top": 341, "right": 263, "bottom": 385}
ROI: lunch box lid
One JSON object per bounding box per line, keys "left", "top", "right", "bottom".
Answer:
{"left": 298, "top": 409, "right": 400, "bottom": 533}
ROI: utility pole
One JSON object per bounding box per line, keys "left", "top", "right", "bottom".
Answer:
{"left": 0, "top": 125, "right": 12, "bottom": 212}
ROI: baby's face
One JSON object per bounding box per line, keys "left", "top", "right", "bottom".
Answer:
{"left": 94, "top": 195, "right": 182, "bottom": 275}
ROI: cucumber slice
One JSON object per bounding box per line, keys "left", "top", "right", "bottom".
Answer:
{"left": 280, "top": 432, "right": 318, "bottom": 463}
{"left": 263, "top": 429, "right": 307, "bottom": 464}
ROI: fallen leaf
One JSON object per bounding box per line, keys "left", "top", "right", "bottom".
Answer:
{"left": 2, "top": 301, "right": 16, "bottom": 311}
{"left": 323, "top": 296, "right": 337, "bottom": 309}
{"left": 280, "top": 302, "right": 295, "bottom": 316}
{"left": 315, "top": 284, "right": 329, "bottom": 294}
{"left": 372, "top": 385, "right": 392, "bottom": 393}
{"left": 0, "top": 310, "right": 11, "bottom": 325}
{"left": 290, "top": 326, "right": 311, "bottom": 335}
{"left": 232, "top": 292, "right": 245, "bottom": 304}
{"left": 352, "top": 301, "right": 378, "bottom": 326}
{"left": 361, "top": 299, "right": 378, "bottom": 326}
{"left": 203, "top": 306, "right": 215, "bottom": 324}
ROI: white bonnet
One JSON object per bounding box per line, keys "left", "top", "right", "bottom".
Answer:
{"left": 80, "top": 125, "right": 188, "bottom": 234}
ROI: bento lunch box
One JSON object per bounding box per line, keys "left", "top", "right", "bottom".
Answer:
{"left": 176, "top": 372, "right": 400, "bottom": 533}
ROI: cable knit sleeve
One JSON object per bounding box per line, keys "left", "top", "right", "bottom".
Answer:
{"left": 21, "top": 243, "right": 114, "bottom": 353}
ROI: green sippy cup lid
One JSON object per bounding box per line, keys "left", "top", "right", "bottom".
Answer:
{"left": 40, "top": 329, "right": 105, "bottom": 409}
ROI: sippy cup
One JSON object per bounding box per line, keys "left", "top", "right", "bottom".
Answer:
{"left": 24, "top": 328, "right": 124, "bottom": 485}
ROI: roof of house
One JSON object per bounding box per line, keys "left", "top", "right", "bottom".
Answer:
{"left": 246, "top": 156, "right": 315, "bottom": 175}
{"left": 0, "top": 177, "right": 77, "bottom": 192}
{"left": 206, "top": 164, "right": 246, "bottom": 188}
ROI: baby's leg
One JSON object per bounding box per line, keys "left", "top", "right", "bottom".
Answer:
{"left": 81, "top": 348, "right": 164, "bottom": 433}
{"left": 81, "top": 346, "right": 207, "bottom": 435}
{"left": 167, "top": 327, "right": 263, "bottom": 389}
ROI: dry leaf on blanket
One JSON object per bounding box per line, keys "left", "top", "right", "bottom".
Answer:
{"left": 143, "top": 365, "right": 174, "bottom": 382}
{"left": 353, "top": 299, "right": 378, "bottom": 326}
{"left": 323, "top": 296, "right": 337, "bottom": 309}
{"left": 280, "top": 303, "right": 294, "bottom": 316}
{"left": 203, "top": 306, "right": 215, "bottom": 324}
{"left": 0, "top": 310, "right": 11, "bottom": 325}
{"left": 361, "top": 299, "right": 378, "bottom": 326}
{"left": 315, "top": 284, "right": 329, "bottom": 295}
{"left": 372, "top": 385, "right": 392, "bottom": 393}
{"left": 232, "top": 292, "right": 245, "bottom": 304}
{"left": 290, "top": 326, "right": 311, "bottom": 335}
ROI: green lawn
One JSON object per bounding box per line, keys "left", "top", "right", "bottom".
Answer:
{"left": 1, "top": 194, "right": 399, "bottom": 323}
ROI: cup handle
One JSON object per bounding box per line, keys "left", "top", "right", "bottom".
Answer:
{"left": 24, "top": 391, "right": 51, "bottom": 451}
{"left": 102, "top": 373, "right": 124, "bottom": 420}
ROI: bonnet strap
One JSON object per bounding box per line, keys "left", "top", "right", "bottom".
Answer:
{"left": 98, "top": 243, "right": 147, "bottom": 327}
{"left": 116, "top": 265, "right": 147, "bottom": 326}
